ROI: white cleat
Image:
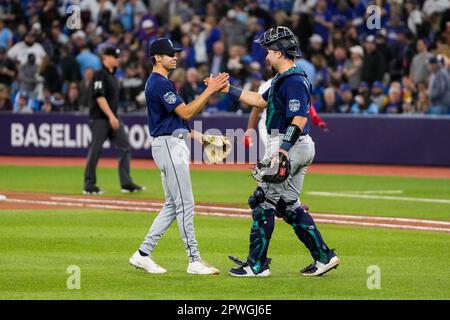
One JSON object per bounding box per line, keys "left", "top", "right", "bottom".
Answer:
{"left": 129, "top": 251, "right": 166, "bottom": 274}
{"left": 228, "top": 265, "right": 271, "bottom": 277}
{"left": 187, "top": 260, "right": 220, "bottom": 275}
{"left": 302, "top": 256, "right": 341, "bottom": 277}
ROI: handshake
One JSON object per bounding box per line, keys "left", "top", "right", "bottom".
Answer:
{"left": 203, "top": 73, "right": 231, "bottom": 94}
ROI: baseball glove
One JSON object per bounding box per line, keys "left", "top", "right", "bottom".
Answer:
{"left": 202, "top": 134, "right": 232, "bottom": 164}
{"left": 252, "top": 152, "right": 291, "bottom": 183}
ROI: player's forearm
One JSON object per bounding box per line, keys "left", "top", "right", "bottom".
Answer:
{"left": 279, "top": 116, "right": 307, "bottom": 155}
{"left": 291, "top": 116, "right": 307, "bottom": 131}
{"left": 247, "top": 107, "right": 261, "bottom": 130}
{"left": 239, "top": 90, "right": 267, "bottom": 109}
{"left": 96, "top": 97, "right": 116, "bottom": 119}
{"left": 183, "top": 89, "right": 214, "bottom": 120}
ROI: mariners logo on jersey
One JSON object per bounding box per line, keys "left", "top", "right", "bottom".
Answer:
{"left": 163, "top": 91, "right": 177, "bottom": 104}
{"left": 288, "top": 99, "right": 300, "bottom": 112}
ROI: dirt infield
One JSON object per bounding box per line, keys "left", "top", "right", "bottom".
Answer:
{"left": 1, "top": 156, "right": 449, "bottom": 233}
{"left": 1, "top": 156, "right": 450, "bottom": 178}
{"left": 1, "top": 190, "right": 449, "bottom": 233}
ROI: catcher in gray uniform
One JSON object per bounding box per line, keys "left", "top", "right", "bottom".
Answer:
{"left": 224, "top": 26, "right": 341, "bottom": 277}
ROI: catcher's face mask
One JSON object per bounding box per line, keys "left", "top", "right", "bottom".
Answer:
{"left": 255, "top": 26, "right": 302, "bottom": 59}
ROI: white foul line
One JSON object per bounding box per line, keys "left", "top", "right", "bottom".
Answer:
{"left": 339, "top": 190, "right": 404, "bottom": 194}
{"left": 3, "top": 197, "right": 450, "bottom": 233}
{"left": 50, "top": 196, "right": 450, "bottom": 226}
{"left": 307, "top": 191, "right": 450, "bottom": 204}
{"left": 51, "top": 196, "right": 249, "bottom": 213}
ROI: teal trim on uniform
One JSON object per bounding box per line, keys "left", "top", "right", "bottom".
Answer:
{"left": 252, "top": 261, "right": 261, "bottom": 274}
{"left": 301, "top": 223, "right": 328, "bottom": 263}
{"left": 251, "top": 207, "right": 269, "bottom": 274}
{"left": 265, "top": 66, "right": 308, "bottom": 133}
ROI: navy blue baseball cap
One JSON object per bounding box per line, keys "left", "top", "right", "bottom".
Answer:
{"left": 149, "top": 38, "right": 182, "bottom": 57}
{"left": 339, "top": 83, "right": 352, "bottom": 92}
{"left": 372, "top": 81, "right": 384, "bottom": 90}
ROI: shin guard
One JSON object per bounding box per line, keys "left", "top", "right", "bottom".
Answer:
{"left": 247, "top": 207, "right": 275, "bottom": 274}
{"left": 284, "top": 206, "right": 330, "bottom": 263}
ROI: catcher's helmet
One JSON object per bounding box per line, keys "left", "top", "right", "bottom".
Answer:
{"left": 255, "top": 26, "right": 302, "bottom": 59}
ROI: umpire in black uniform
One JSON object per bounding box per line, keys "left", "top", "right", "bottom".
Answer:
{"left": 83, "top": 46, "right": 144, "bottom": 194}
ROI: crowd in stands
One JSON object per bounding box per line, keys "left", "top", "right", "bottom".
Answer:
{"left": 0, "top": 0, "right": 450, "bottom": 115}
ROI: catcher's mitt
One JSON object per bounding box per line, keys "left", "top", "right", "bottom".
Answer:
{"left": 203, "top": 134, "right": 232, "bottom": 164}
{"left": 252, "top": 152, "right": 291, "bottom": 183}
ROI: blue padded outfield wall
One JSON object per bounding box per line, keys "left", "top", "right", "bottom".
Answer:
{"left": 0, "top": 113, "right": 449, "bottom": 166}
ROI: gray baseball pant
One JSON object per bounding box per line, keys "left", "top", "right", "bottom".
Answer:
{"left": 139, "top": 136, "right": 201, "bottom": 262}
{"left": 260, "top": 134, "right": 315, "bottom": 211}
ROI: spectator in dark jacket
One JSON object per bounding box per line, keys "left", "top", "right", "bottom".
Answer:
{"left": 361, "top": 35, "right": 386, "bottom": 85}
{"left": 0, "top": 46, "right": 16, "bottom": 87}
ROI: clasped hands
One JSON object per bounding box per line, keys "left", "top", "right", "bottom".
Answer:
{"left": 203, "top": 73, "right": 231, "bottom": 94}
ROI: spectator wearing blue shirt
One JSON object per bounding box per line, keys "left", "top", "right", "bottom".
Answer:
{"left": 295, "top": 58, "right": 316, "bottom": 90}
{"left": 179, "top": 34, "right": 197, "bottom": 69}
{"left": 204, "top": 16, "right": 221, "bottom": 58}
{"left": 338, "top": 83, "right": 355, "bottom": 113}
{"left": 76, "top": 44, "right": 101, "bottom": 76}
{"left": 349, "top": 0, "right": 367, "bottom": 33}
{"left": 330, "top": 0, "right": 353, "bottom": 29}
{"left": 313, "top": 0, "right": 333, "bottom": 43}
{"left": 117, "top": 1, "right": 134, "bottom": 32}
{"left": 0, "top": 18, "right": 13, "bottom": 49}
{"left": 13, "top": 91, "right": 34, "bottom": 113}
{"left": 351, "top": 93, "right": 379, "bottom": 114}
{"left": 329, "top": 46, "right": 347, "bottom": 85}
{"left": 250, "top": 18, "right": 267, "bottom": 68}
{"left": 311, "top": 52, "right": 329, "bottom": 90}
{"left": 371, "top": 80, "right": 388, "bottom": 110}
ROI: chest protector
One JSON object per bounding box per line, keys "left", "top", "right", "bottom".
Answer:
{"left": 266, "top": 67, "right": 312, "bottom": 133}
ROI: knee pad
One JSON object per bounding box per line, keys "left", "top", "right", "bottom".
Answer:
{"left": 248, "top": 187, "right": 265, "bottom": 209}
{"left": 251, "top": 206, "right": 275, "bottom": 224}
{"left": 294, "top": 206, "right": 315, "bottom": 226}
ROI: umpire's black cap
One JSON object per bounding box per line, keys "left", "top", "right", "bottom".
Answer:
{"left": 103, "top": 46, "right": 121, "bottom": 58}
{"left": 149, "top": 38, "right": 182, "bottom": 57}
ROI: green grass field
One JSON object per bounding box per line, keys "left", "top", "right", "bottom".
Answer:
{"left": 0, "top": 165, "right": 449, "bottom": 299}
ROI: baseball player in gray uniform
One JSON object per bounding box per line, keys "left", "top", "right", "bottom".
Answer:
{"left": 226, "top": 26, "right": 341, "bottom": 277}
{"left": 129, "top": 38, "right": 228, "bottom": 274}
